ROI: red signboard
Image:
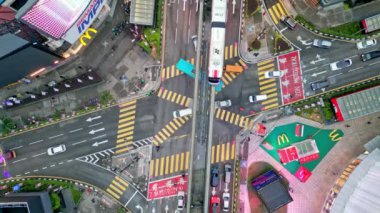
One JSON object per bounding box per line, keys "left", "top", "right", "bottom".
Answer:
{"left": 278, "top": 51, "right": 304, "bottom": 104}
{"left": 148, "top": 175, "right": 188, "bottom": 200}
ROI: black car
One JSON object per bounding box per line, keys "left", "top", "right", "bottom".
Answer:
{"left": 361, "top": 50, "right": 380, "bottom": 62}
{"left": 311, "top": 80, "right": 329, "bottom": 91}
{"left": 211, "top": 167, "right": 219, "bottom": 187}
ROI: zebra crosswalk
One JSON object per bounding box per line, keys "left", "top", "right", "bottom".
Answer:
{"left": 152, "top": 116, "right": 191, "bottom": 146}
{"left": 214, "top": 108, "right": 254, "bottom": 129}
{"left": 257, "top": 59, "right": 281, "bottom": 110}
{"left": 115, "top": 101, "right": 137, "bottom": 155}
{"left": 161, "top": 58, "right": 195, "bottom": 80}
{"left": 268, "top": 1, "right": 289, "bottom": 25}
{"left": 106, "top": 176, "right": 129, "bottom": 200}
{"left": 149, "top": 151, "right": 190, "bottom": 178}
{"left": 224, "top": 42, "right": 239, "bottom": 60}
{"left": 157, "top": 88, "right": 192, "bottom": 107}
{"left": 211, "top": 141, "right": 235, "bottom": 164}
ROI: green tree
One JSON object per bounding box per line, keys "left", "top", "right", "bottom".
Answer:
{"left": 50, "top": 192, "right": 61, "bottom": 210}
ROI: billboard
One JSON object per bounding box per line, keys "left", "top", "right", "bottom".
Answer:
{"left": 252, "top": 170, "right": 280, "bottom": 191}
{"left": 19, "top": 0, "right": 91, "bottom": 39}
{"left": 62, "top": 0, "right": 106, "bottom": 44}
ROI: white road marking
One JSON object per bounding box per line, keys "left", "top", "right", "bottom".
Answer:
{"left": 92, "top": 134, "right": 107, "bottom": 140}
{"left": 32, "top": 152, "right": 47, "bottom": 157}
{"left": 305, "top": 46, "right": 311, "bottom": 49}
{"left": 25, "top": 172, "right": 30, "bottom": 175}
{"left": 49, "top": 134, "right": 64, "bottom": 139}
{"left": 42, "top": 167, "right": 47, "bottom": 170}
{"left": 12, "top": 158, "right": 27, "bottom": 164}
{"left": 348, "top": 66, "right": 363, "bottom": 72}
{"left": 176, "top": 9, "right": 179, "bottom": 23}
{"left": 125, "top": 191, "right": 138, "bottom": 206}
{"left": 369, "top": 61, "right": 380, "bottom": 66}
{"left": 33, "top": 169, "right": 39, "bottom": 172}
{"left": 303, "top": 67, "right": 318, "bottom": 73}
{"left": 347, "top": 55, "right": 357, "bottom": 59}
{"left": 89, "top": 122, "right": 103, "bottom": 128}
{"left": 59, "top": 162, "right": 64, "bottom": 165}
{"left": 69, "top": 128, "right": 83, "bottom": 133}
{"left": 29, "top": 140, "right": 43, "bottom": 145}
{"left": 72, "top": 140, "right": 88, "bottom": 146}
{"left": 279, "top": 27, "right": 287, "bottom": 33}
{"left": 50, "top": 164, "right": 56, "bottom": 167}
{"left": 175, "top": 28, "right": 178, "bottom": 44}
{"left": 10, "top": 146, "right": 23, "bottom": 150}
{"left": 67, "top": 159, "right": 73, "bottom": 163}
{"left": 328, "top": 73, "right": 343, "bottom": 78}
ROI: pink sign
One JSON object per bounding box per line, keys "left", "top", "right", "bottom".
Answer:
{"left": 278, "top": 51, "right": 305, "bottom": 104}
{"left": 148, "top": 175, "right": 188, "bottom": 200}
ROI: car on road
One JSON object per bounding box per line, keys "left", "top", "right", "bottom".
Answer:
{"left": 311, "top": 80, "right": 329, "bottom": 91}
{"left": 224, "top": 164, "right": 232, "bottom": 183}
{"left": 191, "top": 35, "right": 198, "bottom": 50}
{"left": 210, "top": 195, "right": 220, "bottom": 213}
{"left": 47, "top": 144, "right": 66, "bottom": 156}
{"left": 264, "top": 71, "right": 283, "bottom": 78}
{"left": 222, "top": 193, "right": 230, "bottom": 212}
{"left": 281, "top": 16, "right": 296, "bottom": 29}
{"left": 215, "top": 99, "right": 232, "bottom": 108}
{"left": 330, "top": 59, "right": 352, "bottom": 71}
{"left": 356, "top": 39, "right": 377, "bottom": 50}
{"left": 173, "top": 108, "right": 192, "bottom": 118}
{"left": 312, "top": 39, "right": 332, "bottom": 48}
{"left": 177, "top": 191, "right": 185, "bottom": 210}
{"left": 0, "top": 151, "right": 16, "bottom": 164}
{"left": 249, "top": 94, "right": 267, "bottom": 102}
{"left": 211, "top": 167, "right": 219, "bottom": 187}
{"left": 361, "top": 50, "right": 380, "bottom": 62}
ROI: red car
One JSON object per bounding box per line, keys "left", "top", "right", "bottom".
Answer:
{"left": 0, "top": 151, "right": 16, "bottom": 164}
{"left": 210, "top": 195, "right": 220, "bottom": 213}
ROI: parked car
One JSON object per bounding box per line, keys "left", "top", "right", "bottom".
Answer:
{"left": 215, "top": 100, "right": 232, "bottom": 108}
{"left": 249, "top": 95, "right": 268, "bottom": 102}
{"left": 361, "top": 50, "right": 380, "bottom": 62}
{"left": 356, "top": 39, "right": 377, "bottom": 50}
{"left": 312, "top": 39, "right": 332, "bottom": 48}
{"left": 0, "top": 151, "right": 16, "bottom": 164}
{"left": 264, "top": 71, "right": 283, "bottom": 78}
{"left": 191, "top": 35, "right": 198, "bottom": 50}
{"left": 177, "top": 191, "right": 185, "bottom": 210}
{"left": 210, "top": 195, "right": 220, "bottom": 213}
{"left": 311, "top": 80, "right": 329, "bottom": 91}
{"left": 173, "top": 108, "right": 192, "bottom": 118}
{"left": 222, "top": 193, "right": 230, "bottom": 212}
{"left": 47, "top": 144, "right": 66, "bottom": 156}
{"left": 211, "top": 167, "right": 219, "bottom": 187}
{"left": 224, "top": 164, "right": 232, "bottom": 183}
{"left": 330, "top": 59, "right": 352, "bottom": 71}
{"left": 281, "top": 16, "right": 296, "bottom": 29}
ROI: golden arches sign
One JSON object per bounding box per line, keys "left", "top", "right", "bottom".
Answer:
{"left": 329, "top": 129, "right": 342, "bottom": 142}
{"left": 277, "top": 134, "right": 290, "bottom": 146}
{"left": 80, "top": 28, "right": 98, "bottom": 46}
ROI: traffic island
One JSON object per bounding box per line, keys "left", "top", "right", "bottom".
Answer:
{"left": 274, "top": 31, "right": 292, "bottom": 54}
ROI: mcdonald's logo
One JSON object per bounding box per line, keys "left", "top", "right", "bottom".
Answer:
{"left": 80, "top": 28, "right": 98, "bottom": 46}
{"left": 329, "top": 129, "right": 342, "bottom": 142}
{"left": 277, "top": 134, "right": 290, "bottom": 146}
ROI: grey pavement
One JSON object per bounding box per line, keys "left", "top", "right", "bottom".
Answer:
{"left": 238, "top": 111, "right": 380, "bottom": 213}
{"left": 0, "top": 0, "right": 160, "bottom": 131}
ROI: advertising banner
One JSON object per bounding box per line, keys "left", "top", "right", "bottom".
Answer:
{"left": 278, "top": 51, "right": 305, "bottom": 104}
{"left": 62, "top": 0, "right": 106, "bottom": 44}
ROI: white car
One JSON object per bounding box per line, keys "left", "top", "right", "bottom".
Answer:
{"left": 356, "top": 39, "right": 377, "bottom": 50}
{"left": 173, "top": 108, "right": 192, "bottom": 118}
{"left": 215, "top": 99, "right": 232, "bottom": 108}
{"left": 47, "top": 145, "right": 66, "bottom": 156}
{"left": 249, "top": 95, "right": 267, "bottom": 102}
{"left": 312, "top": 39, "right": 332, "bottom": 48}
{"left": 330, "top": 59, "right": 352, "bottom": 71}
{"left": 264, "top": 71, "right": 283, "bottom": 78}
{"left": 177, "top": 191, "right": 185, "bottom": 210}
{"left": 222, "top": 192, "right": 230, "bottom": 212}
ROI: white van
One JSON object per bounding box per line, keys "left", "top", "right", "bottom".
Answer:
{"left": 173, "top": 108, "right": 192, "bottom": 118}
{"left": 249, "top": 95, "right": 267, "bottom": 102}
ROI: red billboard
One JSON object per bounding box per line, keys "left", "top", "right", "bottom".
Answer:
{"left": 278, "top": 51, "right": 304, "bottom": 105}
{"left": 148, "top": 175, "right": 188, "bottom": 200}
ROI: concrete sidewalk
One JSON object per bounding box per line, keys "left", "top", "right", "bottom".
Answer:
{"left": 0, "top": 0, "right": 160, "bottom": 130}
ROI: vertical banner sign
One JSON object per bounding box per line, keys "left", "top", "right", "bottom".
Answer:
{"left": 277, "top": 51, "right": 305, "bottom": 104}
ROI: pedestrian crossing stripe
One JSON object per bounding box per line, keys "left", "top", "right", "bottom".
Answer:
{"left": 106, "top": 176, "right": 129, "bottom": 200}
{"left": 260, "top": 82, "right": 277, "bottom": 91}
{"left": 224, "top": 43, "right": 239, "bottom": 60}
{"left": 157, "top": 88, "right": 192, "bottom": 107}
{"left": 262, "top": 98, "right": 278, "bottom": 105}
{"left": 215, "top": 109, "right": 253, "bottom": 128}
{"left": 279, "top": 0, "right": 289, "bottom": 15}
{"left": 210, "top": 142, "right": 235, "bottom": 164}
{"left": 234, "top": 42, "right": 238, "bottom": 57}
{"left": 117, "top": 126, "right": 134, "bottom": 134}
{"left": 150, "top": 151, "right": 190, "bottom": 178}
{"left": 268, "top": 3, "right": 288, "bottom": 25}
{"left": 258, "top": 63, "right": 274, "bottom": 71}
{"left": 268, "top": 8, "right": 278, "bottom": 24}
{"left": 116, "top": 141, "right": 133, "bottom": 148}
{"left": 261, "top": 87, "right": 277, "bottom": 94}
{"left": 259, "top": 78, "right": 275, "bottom": 86}
{"left": 152, "top": 116, "right": 191, "bottom": 146}
{"left": 272, "top": 5, "right": 281, "bottom": 21}
{"left": 239, "top": 59, "right": 248, "bottom": 69}
{"left": 119, "top": 110, "right": 135, "bottom": 118}
{"left": 116, "top": 101, "right": 138, "bottom": 155}
{"left": 267, "top": 92, "right": 278, "bottom": 98}
{"left": 265, "top": 103, "right": 279, "bottom": 110}
{"left": 161, "top": 65, "right": 183, "bottom": 80}
{"left": 257, "top": 59, "right": 274, "bottom": 66}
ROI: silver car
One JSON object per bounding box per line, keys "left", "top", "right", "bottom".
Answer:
{"left": 312, "top": 39, "right": 332, "bottom": 48}
{"left": 330, "top": 59, "right": 352, "bottom": 71}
